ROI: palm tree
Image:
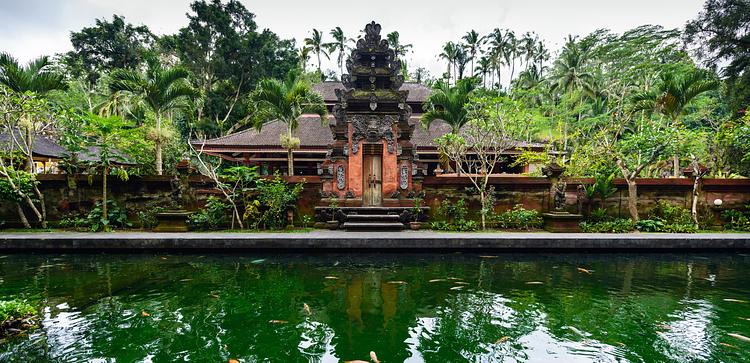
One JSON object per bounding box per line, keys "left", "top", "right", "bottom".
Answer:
{"left": 550, "top": 37, "right": 593, "bottom": 95}
{"left": 520, "top": 32, "right": 538, "bottom": 71}
{"left": 386, "top": 31, "right": 413, "bottom": 57}
{"left": 304, "top": 29, "right": 329, "bottom": 75}
{"left": 299, "top": 47, "right": 311, "bottom": 73}
{"left": 475, "top": 55, "right": 492, "bottom": 87}
{"left": 631, "top": 68, "right": 719, "bottom": 175}
{"left": 455, "top": 47, "right": 470, "bottom": 80}
{"left": 462, "top": 30, "right": 485, "bottom": 77}
{"left": 488, "top": 28, "right": 514, "bottom": 88}
{"left": 0, "top": 53, "right": 67, "bottom": 94}
{"left": 438, "top": 42, "right": 459, "bottom": 85}
{"left": 421, "top": 78, "right": 479, "bottom": 133}
{"left": 109, "top": 59, "right": 194, "bottom": 175}
{"left": 325, "top": 27, "right": 354, "bottom": 76}
{"left": 422, "top": 78, "right": 479, "bottom": 175}
{"left": 534, "top": 41, "right": 550, "bottom": 72}
{"left": 249, "top": 73, "right": 328, "bottom": 175}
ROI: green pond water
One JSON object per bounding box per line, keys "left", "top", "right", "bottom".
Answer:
{"left": 1, "top": 252, "right": 750, "bottom": 362}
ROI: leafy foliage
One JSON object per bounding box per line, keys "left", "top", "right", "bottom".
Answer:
{"left": 59, "top": 200, "right": 131, "bottom": 232}
{"left": 255, "top": 175, "right": 304, "bottom": 230}
{"left": 0, "top": 299, "right": 36, "bottom": 325}
{"left": 189, "top": 197, "right": 230, "bottom": 231}
{"left": 491, "top": 204, "right": 543, "bottom": 230}
{"left": 430, "top": 199, "right": 479, "bottom": 231}
{"left": 580, "top": 219, "right": 635, "bottom": 233}
{"left": 721, "top": 204, "right": 750, "bottom": 231}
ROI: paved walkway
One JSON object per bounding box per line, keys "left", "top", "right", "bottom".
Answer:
{"left": 1, "top": 231, "right": 749, "bottom": 250}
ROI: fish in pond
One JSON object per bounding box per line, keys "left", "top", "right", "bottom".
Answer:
{"left": 429, "top": 279, "right": 446, "bottom": 283}
{"left": 344, "top": 361, "right": 369, "bottom": 363}
{"left": 728, "top": 333, "right": 750, "bottom": 343}
{"left": 453, "top": 282, "right": 469, "bottom": 285}
{"left": 229, "top": 359, "right": 240, "bottom": 363}
{"left": 268, "top": 320, "right": 288, "bottom": 324}
{"left": 388, "top": 281, "right": 407, "bottom": 285}
{"left": 577, "top": 267, "right": 592, "bottom": 274}
{"left": 303, "top": 303, "right": 311, "bottom": 315}
{"left": 179, "top": 279, "right": 193, "bottom": 282}
{"left": 251, "top": 259, "right": 266, "bottom": 264}
{"left": 450, "top": 286, "right": 463, "bottom": 291}
{"left": 720, "top": 342, "right": 739, "bottom": 349}
{"left": 141, "top": 311, "right": 151, "bottom": 317}
{"left": 567, "top": 326, "right": 587, "bottom": 337}
{"left": 480, "top": 255, "right": 498, "bottom": 259}
{"left": 447, "top": 277, "right": 463, "bottom": 280}
{"left": 370, "top": 351, "right": 380, "bottom": 363}
{"left": 325, "top": 276, "right": 339, "bottom": 280}
{"left": 495, "top": 336, "right": 510, "bottom": 344}
{"left": 525, "top": 281, "right": 544, "bottom": 285}
{"left": 724, "top": 298, "right": 748, "bottom": 303}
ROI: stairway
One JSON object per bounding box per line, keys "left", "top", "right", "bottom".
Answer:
{"left": 340, "top": 207, "right": 406, "bottom": 231}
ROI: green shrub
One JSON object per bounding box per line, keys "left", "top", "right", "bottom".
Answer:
{"left": 648, "top": 200, "right": 692, "bottom": 225}
{"left": 189, "top": 197, "right": 229, "bottom": 231}
{"left": 59, "top": 200, "right": 131, "bottom": 232}
{"left": 662, "top": 223, "right": 698, "bottom": 233}
{"left": 493, "top": 204, "right": 543, "bottom": 230}
{"left": 722, "top": 205, "right": 750, "bottom": 231}
{"left": 588, "top": 208, "right": 612, "bottom": 222}
{"left": 635, "top": 219, "right": 665, "bottom": 232}
{"left": 135, "top": 200, "right": 170, "bottom": 230}
{"left": 580, "top": 218, "right": 635, "bottom": 233}
{"left": 430, "top": 198, "right": 478, "bottom": 231}
{"left": 255, "top": 176, "right": 304, "bottom": 230}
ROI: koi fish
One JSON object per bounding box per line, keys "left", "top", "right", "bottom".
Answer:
{"left": 370, "top": 351, "right": 380, "bottom": 363}
{"left": 728, "top": 333, "right": 750, "bottom": 343}
{"left": 577, "top": 267, "right": 592, "bottom": 274}
{"left": 525, "top": 281, "right": 543, "bottom": 285}
{"left": 303, "top": 303, "right": 311, "bottom": 315}
{"left": 429, "top": 279, "right": 446, "bottom": 283}
{"left": 495, "top": 336, "right": 510, "bottom": 344}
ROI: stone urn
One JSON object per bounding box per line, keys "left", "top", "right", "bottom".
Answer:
{"left": 409, "top": 221, "right": 422, "bottom": 230}
{"left": 154, "top": 210, "right": 192, "bottom": 232}
{"left": 326, "top": 220, "right": 340, "bottom": 230}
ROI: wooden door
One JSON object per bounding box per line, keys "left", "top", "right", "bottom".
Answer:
{"left": 363, "top": 155, "right": 382, "bottom": 206}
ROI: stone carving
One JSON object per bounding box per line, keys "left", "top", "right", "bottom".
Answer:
{"left": 351, "top": 115, "right": 396, "bottom": 154}
{"left": 554, "top": 180, "right": 567, "bottom": 211}
{"left": 400, "top": 165, "right": 409, "bottom": 190}
{"left": 336, "top": 165, "right": 346, "bottom": 190}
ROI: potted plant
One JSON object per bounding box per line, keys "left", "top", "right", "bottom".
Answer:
{"left": 410, "top": 197, "right": 424, "bottom": 230}
{"left": 326, "top": 198, "right": 340, "bottom": 230}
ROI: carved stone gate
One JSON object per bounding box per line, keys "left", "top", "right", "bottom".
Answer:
{"left": 320, "top": 22, "right": 420, "bottom": 207}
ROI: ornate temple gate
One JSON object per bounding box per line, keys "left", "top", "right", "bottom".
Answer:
{"left": 319, "top": 21, "right": 422, "bottom": 208}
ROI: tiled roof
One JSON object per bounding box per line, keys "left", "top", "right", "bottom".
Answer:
{"left": 312, "top": 81, "right": 431, "bottom": 103}
{"left": 0, "top": 130, "right": 68, "bottom": 158}
{"left": 197, "top": 116, "right": 546, "bottom": 150}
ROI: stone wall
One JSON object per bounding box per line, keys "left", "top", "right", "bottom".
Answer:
{"left": 1, "top": 174, "right": 747, "bottom": 228}
{"left": 422, "top": 176, "right": 750, "bottom": 224}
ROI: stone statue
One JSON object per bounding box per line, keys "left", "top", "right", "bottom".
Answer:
{"left": 554, "top": 180, "right": 567, "bottom": 212}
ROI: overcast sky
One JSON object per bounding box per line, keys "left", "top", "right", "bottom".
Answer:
{"left": 0, "top": 0, "right": 706, "bottom": 78}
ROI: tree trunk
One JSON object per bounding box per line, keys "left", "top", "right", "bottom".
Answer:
{"left": 626, "top": 179, "right": 639, "bottom": 222}
{"left": 287, "top": 149, "right": 294, "bottom": 176}
{"left": 673, "top": 155, "right": 680, "bottom": 177}
{"left": 16, "top": 203, "right": 31, "bottom": 229}
{"left": 102, "top": 167, "right": 108, "bottom": 225}
{"left": 156, "top": 113, "right": 163, "bottom": 175}
{"left": 480, "top": 192, "right": 486, "bottom": 230}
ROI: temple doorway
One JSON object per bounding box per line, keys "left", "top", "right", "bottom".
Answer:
{"left": 363, "top": 144, "right": 383, "bottom": 206}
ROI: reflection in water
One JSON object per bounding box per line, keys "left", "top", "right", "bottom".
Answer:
{"left": 1, "top": 253, "right": 750, "bottom": 362}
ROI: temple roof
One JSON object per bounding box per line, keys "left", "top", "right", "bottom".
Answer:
{"left": 312, "top": 82, "right": 431, "bottom": 104}
{"left": 0, "top": 129, "right": 134, "bottom": 165}
{"left": 195, "top": 116, "right": 545, "bottom": 150}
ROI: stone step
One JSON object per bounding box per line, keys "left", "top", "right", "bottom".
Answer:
{"left": 342, "top": 222, "right": 405, "bottom": 231}
{"left": 346, "top": 214, "right": 401, "bottom": 222}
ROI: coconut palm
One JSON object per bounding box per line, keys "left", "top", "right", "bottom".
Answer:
{"left": 386, "top": 31, "right": 413, "bottom": 57}
{"left": 325, "top": 27, "right": 354, "bottom": 76}
{"left": 475, "top": 55, "right": 492, "bottom": 87}
{"left": 462, "top": 30, "right": 485, "bottom": 77}
{"left": 299, "top": 46, "right": 311, "bottom": 73}
{"left": 631, "top": 68, "right": 719, "bottom": 175}
{"left": 109, "top": 58, "right": 194, "bottom": 175}
{"left": 520, "top": 32, "right": 538, "bottom": 71}
{"left": 534, "top": 41, "right": 550, "bottom": 72}
{"left": 488, "top": 28, "right": 515, "bottom": 88}
{"left": 249, "top": 73, "right": 328, "bottom": 175}
{"left": 550, "top": 37, "right": 594, "bottom": 95}
{"left": 438, "top": 42, "right": 459, "bottom": 85}
{"left": 304, "top": 29, "right": 329, "bottom": 75}
{"left": 0, "top": 52, "right": 67, "bottom": 94}
{"left": 455, "top": 47, "right": 470, "bottom": 80}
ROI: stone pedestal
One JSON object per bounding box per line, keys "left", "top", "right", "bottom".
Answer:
{"left": 542, "top": 212, "right": 583, "bottom": 233}
{"left": 154, "top": 210, "right": 192, "bottom": 232}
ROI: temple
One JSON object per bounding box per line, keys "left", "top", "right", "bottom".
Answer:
{"left": 195, "top": 22, "right": 547, "bottom": 211}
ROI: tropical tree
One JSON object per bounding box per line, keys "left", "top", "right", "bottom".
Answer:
{"left": 455, "top": 47, "right": 470, "bottom": 80}
{"left": 249, "top": 73, "right": 327, "bottom": 174}
{"left": 109, "top": 58, "right": 195, "bottom": 175}
{"left": 0, "top": 53, "right": 67, "bottom": 94}
{"left": 422, "top": 78, "right": 479, "bottom": 133}
{"left": 81, "top": 114, "right": 130, "bottom": 225}
{"left": 325, "top": 27, "right": 354, "bottom": 76}
{"left": 462, "top": 30, "right": 485, "bottom": 77}
{"left": 304, "top": 29, "right": 329, "bottom": 75}
{"left": 631, "top": 67, "right": 719, "bottom": 175}
{"left": 387, "top": 31, "right": 413, "bottom": 57}
{"left": 439, "top": 42, "right": 459, "bottom": 85}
